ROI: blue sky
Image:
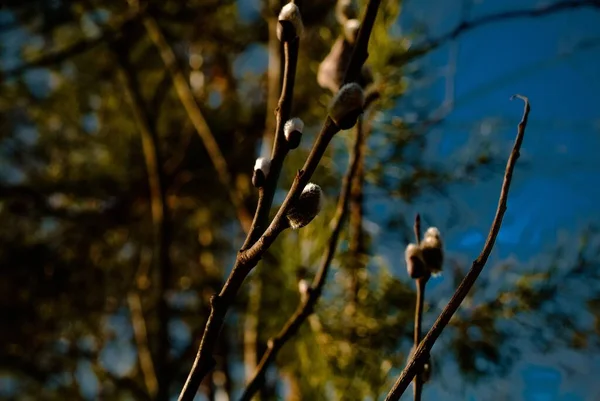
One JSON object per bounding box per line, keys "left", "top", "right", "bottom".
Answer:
{"left": 385, "top": 1, "right": 600, "bottom": 400}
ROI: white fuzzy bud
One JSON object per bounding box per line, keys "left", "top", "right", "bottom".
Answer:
{"left": 284, "top": 117, "right": 304, "bottom": 149}
{"left": 329, "top": 83, "right": 365, "bottom": 130}
{"left": 286, "top": 183, "right": 323, "bottom": 229}
{"left": 405, "top": 243, "right": 427, "bottom": 279}
{"left": 252, "top": 157, "right": 271, "bottom": 188}
{"left": 421, "top": 227, "right": 444, "bottom": 275}
{"left": 277, "top": 2, "right": 303, "bottom": 42}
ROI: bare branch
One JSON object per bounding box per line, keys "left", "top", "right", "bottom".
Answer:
{"left": 385, "top": 95, "right": 530, "bottom": 401}
{"left": 412, "top": 213, "right": 426, "bottom": 401}
{"left": 177, "top": 1, "right": 383, "bottom": 399}
{"left": 239, "top": 107, "right": 365, "bottom": 401}
{"left": 115, "top": 43, "right": 173, "bottom": 401}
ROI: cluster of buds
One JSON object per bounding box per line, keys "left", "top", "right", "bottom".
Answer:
{"left": 286, "top": 183, "right": 323, "bottom": 229}
{"left": 277, "top": 2, "right": 303, "bottom": 42}
{"left": 404, "top": 227, "right": 444, "bottom": 279}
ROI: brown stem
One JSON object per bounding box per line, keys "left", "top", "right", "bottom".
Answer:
{"left": 240, "top": 103, "right": 365, "bottom": 401}
{"left": 127, "top": 291, "right": 158, "bottom": 397}
{"left": 178, "top": 3, "right": 382, "bottom": 399}
{"left": 242, "top": 37, "right": 300, "bottom": 250}
{"left": 242, "top": 8, "right": 284, "bottom": 388}
{"left": 385, "top": 95, "right": 530, "bottom": 401}
{"left": 348, "top": 116, "right": 366, "bottom": 334}
{"left": 260, "top": 12, "right": 283, "bottom": 157}
{"left": 412, "top": 278, "right": 426, "bottom": 401}
{"left": 115, "top": 45, "right": 173, "bottom": 401}
{"left": 412, "top": 213, "right": 424, "bottom": 401}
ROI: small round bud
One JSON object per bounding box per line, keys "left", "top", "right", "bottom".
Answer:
{"left": 277, "top": 2, "right": 303, "bottom": 42}
{"left": 329, "top": 83, "right": 365, "bottom": 130}
{"left": 286, "top": 183, "right": 323, "bottom": 229}
{"left": 421, "top": 227, "right": 444, "bottom": 275}
{"left": 252, "top": 157, "right": 271, "bottom": 188}
{"left": 405, "top": 243, "right": 427, "bottom": 279}
{"left": 284, "top": 117, "right": 304, "bottom": 149}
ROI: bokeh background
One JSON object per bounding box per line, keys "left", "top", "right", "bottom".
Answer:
{"left": 1, "top": 0, "right": 599, "bottom": 400}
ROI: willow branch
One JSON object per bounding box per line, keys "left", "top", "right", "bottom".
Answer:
{"left": 412, "top": 214, "right": 425, "bottom": 401}
{"left": 239, "top": 110, "right": 364, "bottom": 401}
{"left": 385, "top": 95, "right": 530, "bottom": 401}
{"left": 177, "top": 2, "right": 382, "bottom": 400}
{"left": 127, "top": 1, "right": 253, "bottom": 232}
{"left": 412, "top": 280, "right": 426, "bottom": 401}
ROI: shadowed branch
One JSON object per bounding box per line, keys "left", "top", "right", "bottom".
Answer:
{"left": 385, "top": 95, "right": 530, "bottom": 401}
{"left": 177, "top": 1, "right": 383, "bottom": 400}
{"left": 239, "top": 105, "right": 365, "bottom": 401}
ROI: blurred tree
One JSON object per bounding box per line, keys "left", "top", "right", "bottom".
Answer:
{"left": 1, "top": 1, "right": 599, "bottom": 401}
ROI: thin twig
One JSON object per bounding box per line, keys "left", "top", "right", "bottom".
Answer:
{"left": 177, "top": 2, "right": 383, "bottom": 400}
{"left": 412, "top": 213, "right": 425, "bottom": 401}
{"left": 243, "top": 6, "right": 291, "bottom": 384}
{"left": 115, "top": 44, "right": 173, "bottom": 401}
{"left": 127, "top": 292, "right": 158, "bottom": 397}
{"left": 412, "top": 278, "right": 426, "bottom": 401}
{"left": 348, "top": 116, "right": 367, "bottom": 337}
{"left": 242, "top": 36, "right": 300, "bottom": 249}
{"left": 414, "top": 214, "right": 421, "bottom": 247}
{"left": 385, "top": 95, "right": 530, "bottom": 401}
{"left": 239, "top": 107, "right": 365, "bottom": 401}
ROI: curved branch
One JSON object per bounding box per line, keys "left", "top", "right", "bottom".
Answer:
{"left": 177, "top": 1, "right": 383, "bottom": 400}
{"left": 239, "top": 110, "right": 364, "bottom": 401}
{"left": 384, "top": 95, "right": 530, "bottom": 401}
